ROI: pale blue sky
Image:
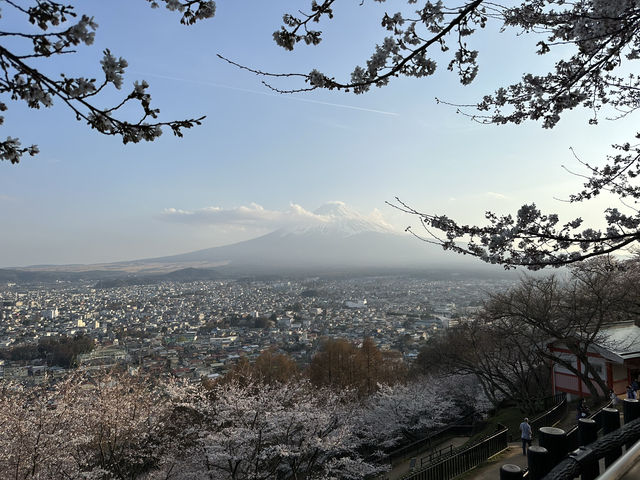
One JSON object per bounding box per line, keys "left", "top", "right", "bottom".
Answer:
{"left": 0, "top": 1, "right": 635, "bottom": 266}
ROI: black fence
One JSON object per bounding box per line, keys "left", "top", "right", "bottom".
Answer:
{"left": 529, "top": 394, "right": 567, "bottom": 437}
{"left": 402, "top": 427, "right": 509, "bottom": 480}
{"left": 563, "top": 398, "right": 613, "bottom": 453}
{"left": 387, "top": 411, "right": 480, "bottom": 463}
{"left": 416, "top": 443, "right": 454, "bottom": 469}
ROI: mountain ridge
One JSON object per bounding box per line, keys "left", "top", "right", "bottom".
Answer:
{"left": 7, "top": 202, "right": 506, "bottom": 277}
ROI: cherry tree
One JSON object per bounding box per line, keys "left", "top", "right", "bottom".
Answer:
{"left": 355, "top": 378, "right": 456, "bottom": 452}
{"left": 164, "top": 379, "right": 382, "bottom": 480}
{"left": 221, "top": 0, "right": 640, "bottom": 269}
{"left": 416, "top": 258, "right": 640, "bottom": 406}
{"left": 354, "top": 375, "right": 489, "bottom": 454}
{"left": 481, "top": 257, "right": 640, "bottom": 399}
{"left": 0, "top": 372, "right": 172, "bottom": 479}
{"left": 0, "top": 0, "right": 215, "bottom": 163}
{"left": 418, "top": 317, "right": 550, "bottom": 410}
{"left": 0, "top": 378, "right": 80, "bottom": 479}
{"left": 0, "top": 369, "right": 496, "bottom": 479}
{"left": 66, "top": 373, "right": 172, "bottom": 479}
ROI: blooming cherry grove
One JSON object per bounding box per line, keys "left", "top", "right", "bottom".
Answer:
{"left": 0, "top": 370, "right": 491, "bottom": 479}
{"left": 164, "top": 379, "right": 381, "bottom": 480}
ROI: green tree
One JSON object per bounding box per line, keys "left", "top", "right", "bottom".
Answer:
{"left": 37, "top": 334, "right": 94, "bottom": 368}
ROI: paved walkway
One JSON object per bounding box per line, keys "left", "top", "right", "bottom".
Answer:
{"left": 461, "top": 443, "right": 528, "bottom": 480}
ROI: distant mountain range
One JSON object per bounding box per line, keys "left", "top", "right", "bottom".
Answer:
{"left": 3, "top": 203, "right": 510, "bottom": 284}
{"left": 126, "top": 202, "right": 479, "bottom": 273}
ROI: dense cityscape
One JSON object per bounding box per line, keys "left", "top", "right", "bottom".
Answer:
{"left": 0, "top": 275, "right": 514, "bottom": 381}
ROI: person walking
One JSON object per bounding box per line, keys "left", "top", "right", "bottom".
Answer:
{"left": 610, "top": 389, "right": 619, "bottom": 406}
{"left": 520, "top": 417, "right": 532, "bottom": 456}
{"left": 627, "top": 385, "right": 636, "bottom": 399}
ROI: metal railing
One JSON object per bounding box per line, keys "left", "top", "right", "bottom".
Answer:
{"left": 418, "top": 443, "right": 454, "bottom": 468}
{"left": 401, "top": 427, "right": 509, "bottom": 480}
{"left": 386, "top": 411, "right": 478, "bottom": 463}
{"left": 390, "top": 393, "right": 566, "bottom": 467}
{"left": 395, "top": 393, "right": 568, "bottom": 480}
{"left": 596, "top": 436, "right": 640, "bottom": 480}
{"left": 530, "top": 393, "right": 567, "bottom": 435}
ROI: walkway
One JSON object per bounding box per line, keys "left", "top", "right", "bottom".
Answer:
{"left": 462, "top": 443, "right": 527, "bottom": 480}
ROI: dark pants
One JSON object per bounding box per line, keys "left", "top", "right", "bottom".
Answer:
{"left": 522, "top": 438, "right": 531, "bottom": 455}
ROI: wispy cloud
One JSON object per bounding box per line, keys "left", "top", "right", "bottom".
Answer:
{"left": 160, "top": 202, "right": 328, "bottom": 229}
{"left": 136, "top": 72, "right": 400, "bottom": 117}
{"left": 159, "top": 201, "right": 397, "bottom": 233}
{"left": 486, "top": 191, "right": 508, "bottom": 200}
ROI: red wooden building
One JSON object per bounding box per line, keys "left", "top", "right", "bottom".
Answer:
{"left": 550, "top": 323, "right": 640, "bottom": 399}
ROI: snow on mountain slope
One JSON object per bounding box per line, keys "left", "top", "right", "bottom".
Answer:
{"left": 279, "top": 202, "right": 397, "bottom": 237}
{"left": 132, "top": 202, "right": 486, "bottom": 272}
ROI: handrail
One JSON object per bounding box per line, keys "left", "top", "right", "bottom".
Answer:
{"left": 529, "top": 393, "right": 567, "bottom": 434}
{"left": 386, "top": 411, "right": 477, "bottom": 461}
{"left": 596, "top": 438, "right": 640, "bottom": 480}
{"left": 400, "top": 426, "right": 509, "bottom": 480}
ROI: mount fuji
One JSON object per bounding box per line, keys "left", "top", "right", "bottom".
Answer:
{"left": 125, "top": 202, "right": 482, "bottom": 275}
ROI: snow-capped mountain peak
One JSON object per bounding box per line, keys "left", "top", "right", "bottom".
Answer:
{"left": 279, "top": 201, "right": 397, "bottom": 237}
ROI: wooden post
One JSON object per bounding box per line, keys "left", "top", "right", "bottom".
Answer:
{"left": 578, "top": 418, "right": 598, "bottom": 446}
{"left": 527, "top": 445, "right": 550, "bottom": 480}
{"left": 538, "top": 426, "right": 567, "bottom": 469}
{"left": 500, "top": 464, "right": 523, "bottom": 480}
{"left": 623, "top": 398, "right": 640, "bottom": 423}
{"left": 623, "top": 398, "right": 640, "bottom": 449}
{"left": 577, "top": 418, "right": 600, "bottom": 479}
{"left": 602, "top": 407, "right": 622, "bottom": 467}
